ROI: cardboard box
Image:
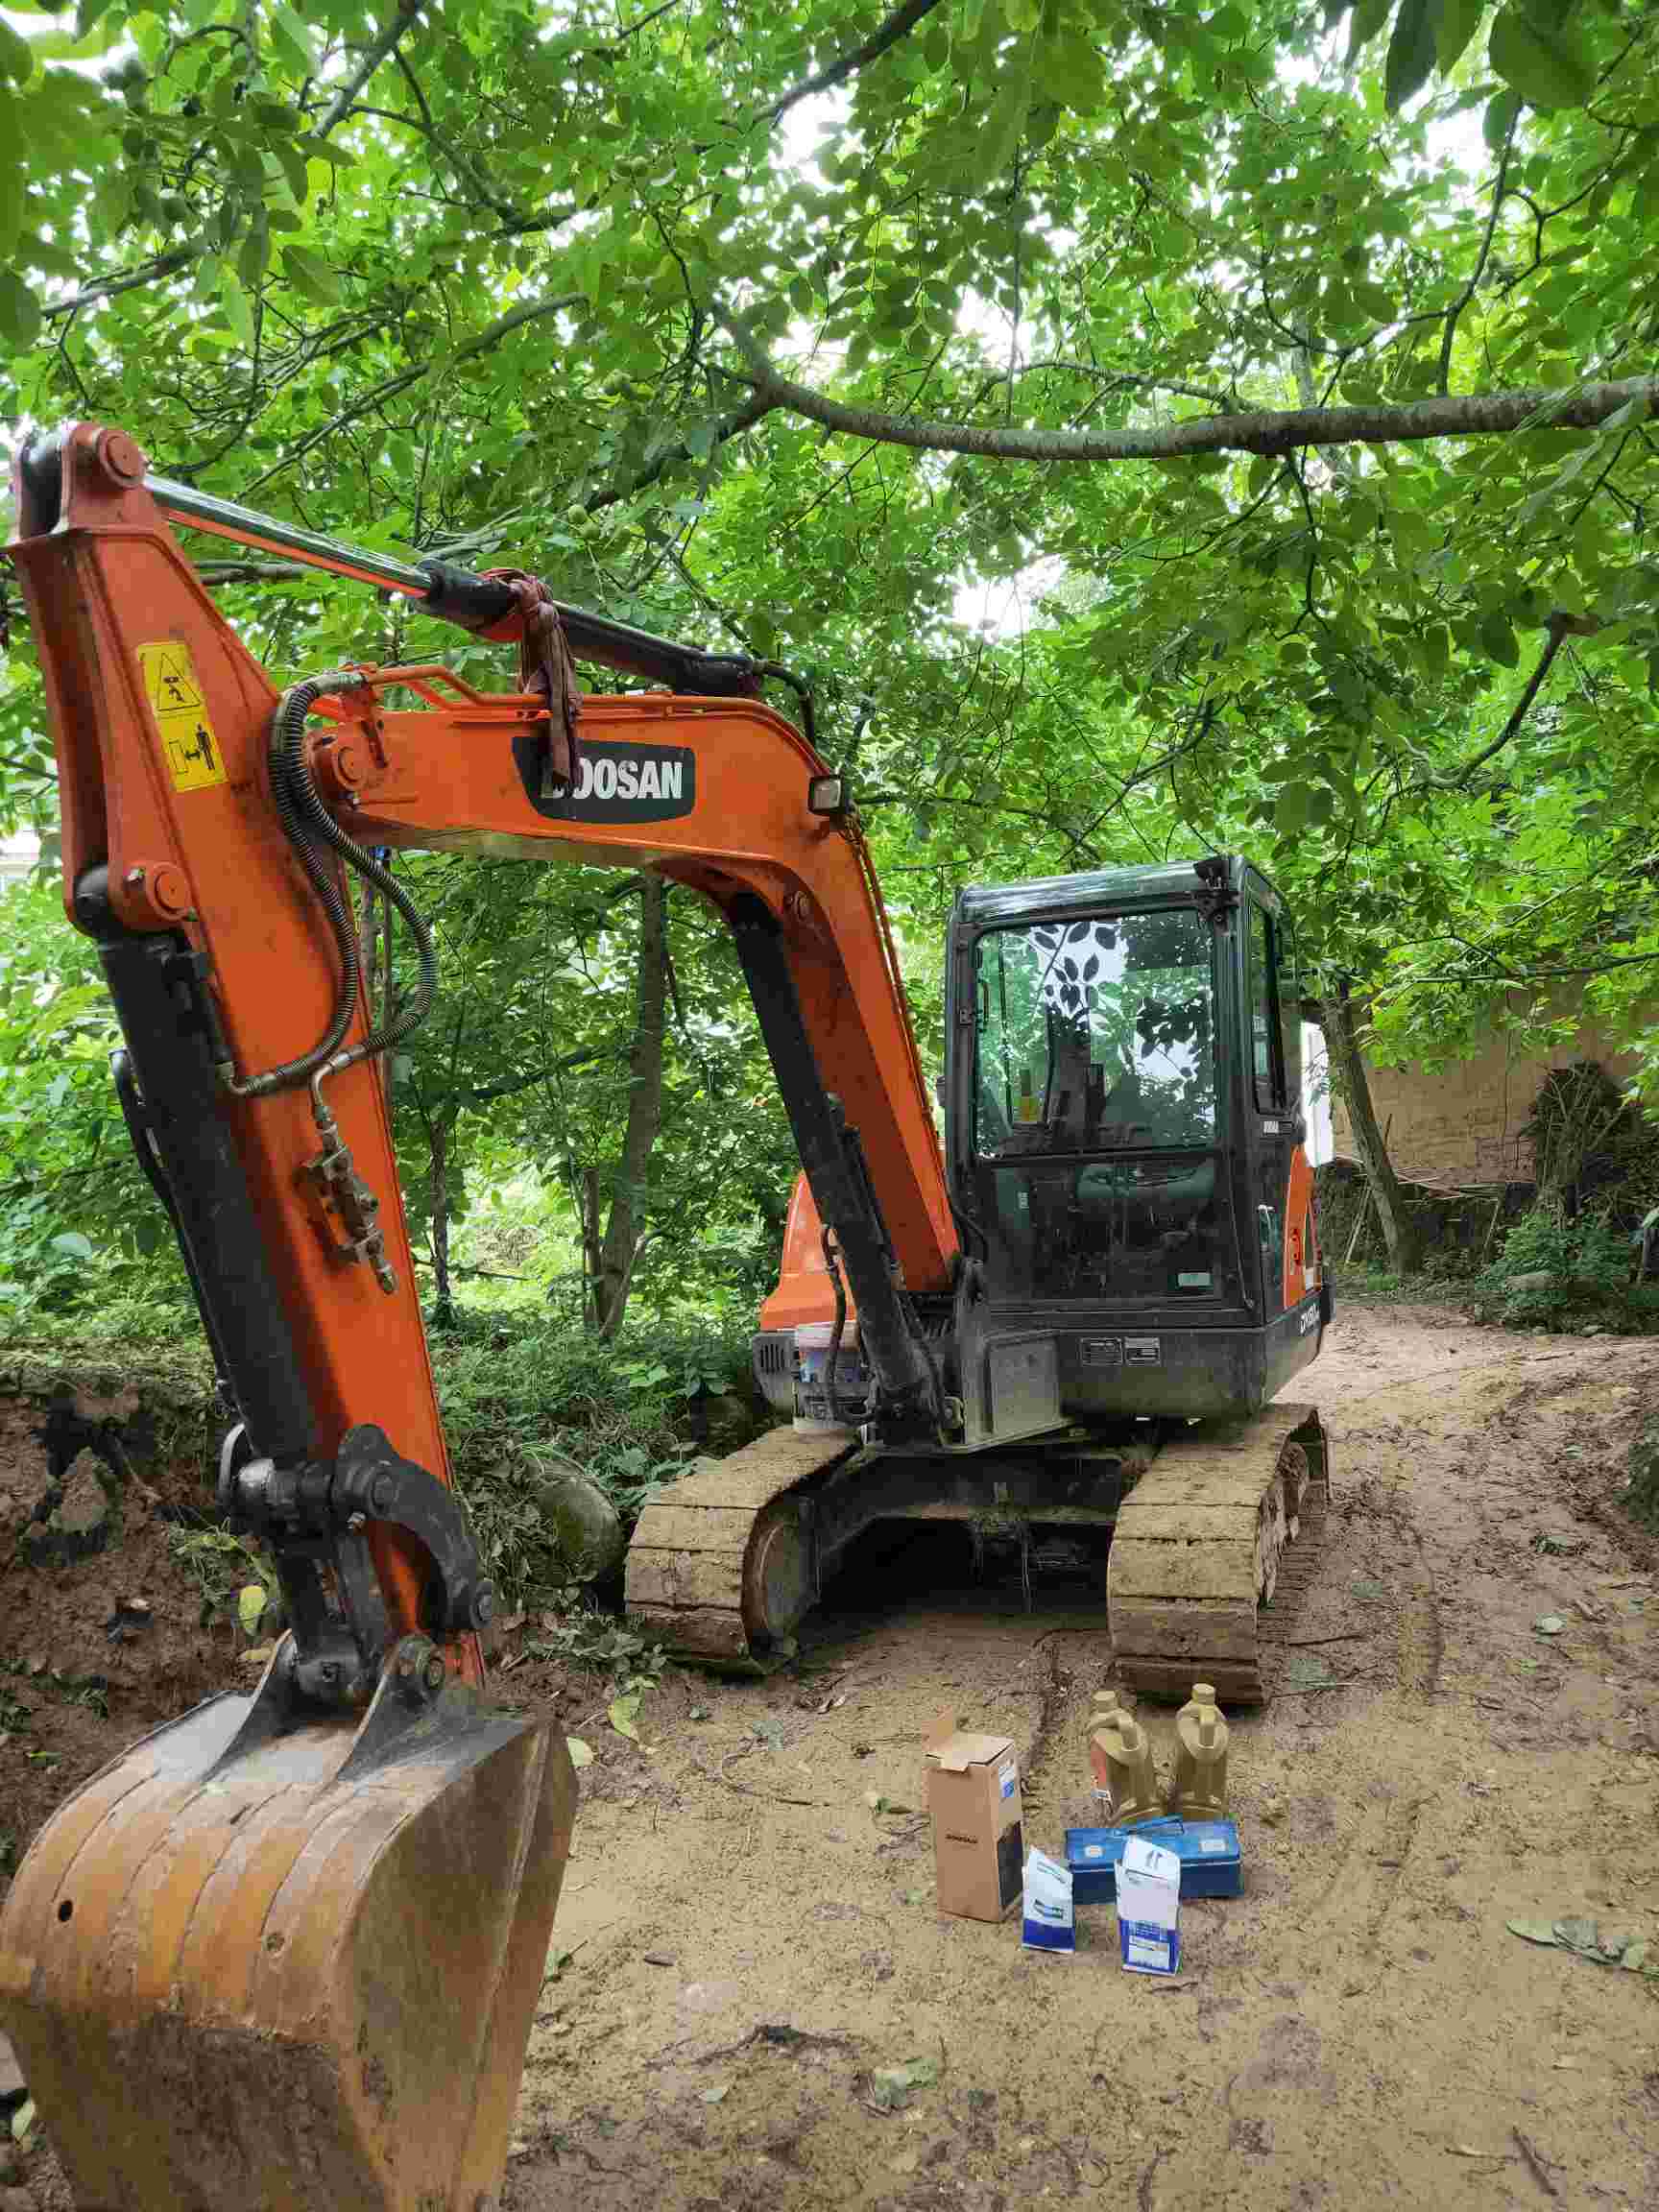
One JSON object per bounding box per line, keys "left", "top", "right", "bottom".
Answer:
{"left": 924, "top": 1711, "right": 1022, "bottom": 1921}
{"left": 1117, "top": 1833, "right": 1181, "bottom": 1975}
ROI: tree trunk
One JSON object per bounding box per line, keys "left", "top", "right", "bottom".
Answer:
{"left": 429, "top": 1114, "right": 455, "bottom": 1328}
{"left": 579, "top": 1166, "right": 603, "bottom": 1333}
{"left": 1319, "top": 990, "right": 1420, "bottom": 1275}
{"left": 593, "top": 877, "right": 667, "bottom": 1340}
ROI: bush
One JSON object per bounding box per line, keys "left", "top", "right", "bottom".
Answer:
{"left": 1628, "top": 1427, "right": 1659, "bottom": 1533}
{"left": 5, "top": 1292, "right": 761, "bottom": 1610}
{"left": 434, "top": 1310, "right": 758, "bottom": 1608}
{"left": 1469, "top": 1205, "right": 1642, "bottom": 1328}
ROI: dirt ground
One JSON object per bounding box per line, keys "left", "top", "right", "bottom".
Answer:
{"left": 4, "top": 1303, "right": 1658, "bottom": 2210}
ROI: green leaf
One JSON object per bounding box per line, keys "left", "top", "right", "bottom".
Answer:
{"left": 975, "top": 60, "right": 1031, "bottom": 184}
{"left": 1482, "top": 84, "right": 1521, "bottom": 149}
{"left": 1346, "top": 0, "right": 1393, "bottom": 62}
{"left": 268, "top": 3, "right": 313, "bottom": 75}
{"left": 237, "top": 1582, "right": 267, "bottom": 1635}
{"left": 1480, "top": 610, "right": 1519, "bottom": 667}
{"left": 11, "top": 2097, "right": 35, "bottom": 2144}
{"left": 1507, "top": 1916, "right": 1561, "bottom": 1946}
{"left": 870, "top": 2057, "right": 938, "bottom": 2110}
{"left": 1384, "top": 0, "right": 1438, "bottom": 112}
{"left": 608, "top": 1690, "right": 643, "bottom": 1742}
{"left": 271, "top": 134, "right": 309, "bottom": 204}
{"left": 239, "top": 218, "right": 271, "bottom": 288}
{"left": 565, "top": 1737, "right": 593, "bottom": 1769}
{"left": 0, "top": 103, "right": 23, "bottom": 262}
{"left": 1434, "top": 0, "right": 1484, "bottom": 71}
{"left": 1488, "top": 5, "right": 1597, "bottom": 110}
{"left": 0, "top": 263, "right": 38, "bottom": 354}
{"left": 0, "top": 16, "right": 35, "bottom": 84}
{"left": 299, "top": 135, "right": 356, "bottom": 169}
{"left": 281, "top": 243, "right": 341, "bottom": 305}
{"left": 220, "top": 269, "right": 255, "bottom": 349}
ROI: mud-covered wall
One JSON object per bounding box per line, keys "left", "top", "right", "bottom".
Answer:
{"left": 1328, "top": 1014, "right": 1641, "bottom": 1191}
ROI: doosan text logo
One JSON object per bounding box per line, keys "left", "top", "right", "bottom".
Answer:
{"left": 541, "top": 739, "right": 697, "bottom": 823}
{"left": 572, "top": 752, "right": 685, "bottom": 805}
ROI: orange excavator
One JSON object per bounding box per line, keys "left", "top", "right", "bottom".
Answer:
{"left": 0, "top": 422, "right": 1330, "bottom": 2211}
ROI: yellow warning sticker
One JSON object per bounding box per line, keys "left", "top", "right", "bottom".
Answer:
{"left": 137, "top": 640, "right": 227, "bottom": 792}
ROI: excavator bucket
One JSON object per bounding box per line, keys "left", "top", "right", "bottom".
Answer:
{"left": 0, "top": 1641, "right": 575, "bottom": 2212}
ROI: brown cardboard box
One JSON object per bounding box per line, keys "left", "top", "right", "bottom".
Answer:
{"left": 924, "top": 1711, "right": 1023, "bottom": 1922}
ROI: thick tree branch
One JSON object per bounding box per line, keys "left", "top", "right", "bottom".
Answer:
{"left": 719, "top": 320, "right": 1659, "bottom": 463}
{"left": 768, "top": 0, "right": 945, "bottom": 123}
{"left": 44, "top": 249, "right": 201, "bottom": 323}
{"left": 314, "top": 0, "right": 429, "bottom": 139}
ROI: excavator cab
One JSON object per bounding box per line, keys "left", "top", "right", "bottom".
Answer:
{"left": 943, "top": 854, "right": 1328, "bottom": 1424}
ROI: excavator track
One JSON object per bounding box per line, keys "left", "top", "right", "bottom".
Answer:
{"left": 1107, "top": 1403, "right": 1329, "bottom": 1704}
{"left": 625, "top": 1427, "right": 857, "bottom": 1670}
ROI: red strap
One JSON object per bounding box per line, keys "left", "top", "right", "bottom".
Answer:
{"left": 479, "top": 569, "right": 583, "bottom": 792}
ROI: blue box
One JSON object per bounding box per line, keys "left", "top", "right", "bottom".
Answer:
{"left": 1065, "top": 1818, "right": 1242, "bottom": 1900}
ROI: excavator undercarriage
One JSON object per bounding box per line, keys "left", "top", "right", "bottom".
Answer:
{"left": 626, "top": 1403, "right": 1330, "bottom": 1697}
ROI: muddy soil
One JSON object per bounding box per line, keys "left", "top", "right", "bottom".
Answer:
{"left": 4, "top": 1305, "right": 1658, "bottom": 2212}
{"left": 498, "top": 1307, "right": 1659, "bottom": 2212}
{"left": 0, "top": 1392, "right": 242, "bottom": 1874}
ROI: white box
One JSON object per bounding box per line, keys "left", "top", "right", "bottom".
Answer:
{"left": 1117, "top": 1834, "right": 1181, "bottom": 1975}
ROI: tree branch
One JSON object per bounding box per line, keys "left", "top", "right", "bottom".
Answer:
{"left": 236, "top": 292, "right": 583, "bottom": 495}
{"left": 44, "top": 249, "right": 201, "bottom": 323}
{"left": 768, "top": 0, "right": 945, "bottom": 123}
{"left": 1436, "top": 118, "right": 1517, "bottom": 397}
{"left": 585, "top": 389, "right": 775, "bottom": 512}
{"left": 718, "top": 319, "right": 1659, "bottom": 463}
{"left": 314, "top": 0, "right": 430, "bottom": 139}
{"left": 1440, "top": 614, "right": 1578, "bottom": 787}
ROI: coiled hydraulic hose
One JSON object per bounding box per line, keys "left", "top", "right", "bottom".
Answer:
{"left": 225, "top": 672, "right": 438, "bottom": 1098}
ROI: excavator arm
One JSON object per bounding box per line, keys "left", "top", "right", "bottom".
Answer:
{"left": 0, "top": 421, "right": 957, "bottom": 2212}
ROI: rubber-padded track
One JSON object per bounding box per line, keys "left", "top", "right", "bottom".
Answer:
{"left": 624, "top": 1427, "right": 856, "bottom": 1670}
{"left": 1107, "top": 1402, "right": 1329, "bottom": 1704}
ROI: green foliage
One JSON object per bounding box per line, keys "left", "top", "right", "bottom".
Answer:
{"left": 1, "top": 0, "right": 1658, "bottom": 1361}
{"left": 1468, "top": 1202, "right": 1650, "bottom": 1326}
{"left": 165, "top": 1520, "right": 281, "bottom": 1633}
{"left": 436, "top": 1310, "right": 753, "bottom": 1606}
{"left": 0, "top": 876, "right": 195, "bottom": 1320}
{"left": 1627, "top": 1422, "right": 1659, "bottom": 1532}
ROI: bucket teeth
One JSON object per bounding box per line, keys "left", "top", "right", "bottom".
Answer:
{"left": 0, "top": 1670, "right": 576, "bottom": 2211}
{"left": 1107, "top": 1405, "right": 1330, "bottom": 1704}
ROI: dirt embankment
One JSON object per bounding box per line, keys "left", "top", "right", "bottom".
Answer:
{"left": 2, "top": 1307, "right": 1658, "bottom": 2212}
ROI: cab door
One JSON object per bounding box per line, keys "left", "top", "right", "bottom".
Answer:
{"left": 1242, "top": 885, "right": 1296, "bottom": 1321}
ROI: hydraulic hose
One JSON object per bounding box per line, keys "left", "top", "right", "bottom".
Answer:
{"left": 226, "top": 672, "right": 438, "bottom": 1097}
